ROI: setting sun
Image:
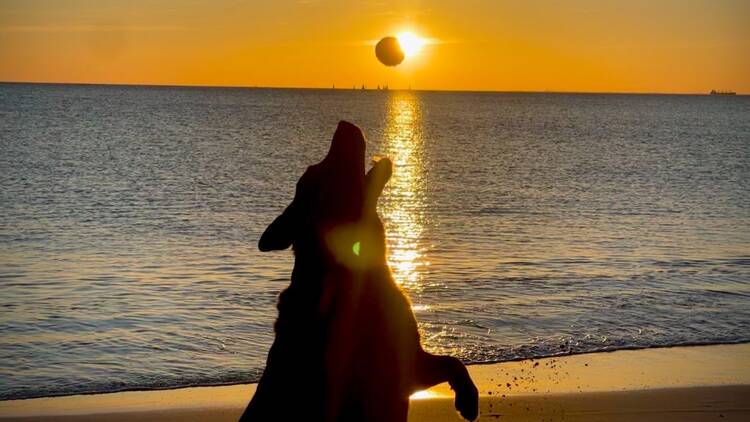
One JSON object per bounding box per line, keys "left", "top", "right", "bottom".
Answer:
{"left": 397, "top": 32, "right": 426, "bottom": 58}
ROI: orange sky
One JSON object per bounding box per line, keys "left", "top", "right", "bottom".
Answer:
{"left": 1, "top": 0, "right": 748, "bottom": 93}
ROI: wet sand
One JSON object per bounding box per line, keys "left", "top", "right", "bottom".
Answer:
{"left": 1, "top": 343, "right": 748, "bottom": 421}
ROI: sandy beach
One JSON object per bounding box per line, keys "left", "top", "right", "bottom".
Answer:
{"left": 1, "top": 343, "right": 748, "bottom": 421}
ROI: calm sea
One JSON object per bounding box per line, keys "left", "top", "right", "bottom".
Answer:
{"left": 1, "top": 83, "right": 749, "bottom": 400}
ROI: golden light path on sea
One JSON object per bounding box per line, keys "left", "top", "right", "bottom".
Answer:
{"left": 379, "top": 91, "right": 427, "bottom": 293}
{"left": 381, "top": 92, "right": 454, "bottom": 397}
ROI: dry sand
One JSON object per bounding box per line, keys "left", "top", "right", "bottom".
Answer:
{"left": 1, "top": 343, "right": 748, "bottom": 421}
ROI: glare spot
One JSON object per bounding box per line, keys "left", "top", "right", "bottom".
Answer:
{"left": 411, "top": 304, "right": 431, "bottom": 312}
{"left": 397, "top": 32, "right": 426, "bottom": 57}
{"left": 410, "top": 389, "right": 438, "bottom": 400}
{"left": 352, "top": 241, "right": 361, "bottom": 256}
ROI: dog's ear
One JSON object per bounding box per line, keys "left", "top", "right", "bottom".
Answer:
{"left": 365, "top": 157, "right": 392, "bottom": 209}
{"left": 258, "top": 203, "right": 296, "bottom": 252}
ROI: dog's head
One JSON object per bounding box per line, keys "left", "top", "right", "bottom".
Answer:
{"left": 259, "top": 121, "right": 392, "bottom": 268}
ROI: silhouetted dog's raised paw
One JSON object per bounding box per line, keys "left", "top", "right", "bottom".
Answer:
{"left": 454, "top": 379, "right": 479, "bottom": 421}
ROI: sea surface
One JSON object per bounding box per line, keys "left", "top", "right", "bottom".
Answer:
{"left": 1, "top": 83, "right": 749, "bottom": 400}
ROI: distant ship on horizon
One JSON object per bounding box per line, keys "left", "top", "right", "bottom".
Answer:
{"left": 710, "top": 89, "right": 736, "bottom": 96}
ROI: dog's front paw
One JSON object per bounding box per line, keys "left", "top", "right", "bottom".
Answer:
{"left": 454, "top": 379, "right": 479, "bottom": 421}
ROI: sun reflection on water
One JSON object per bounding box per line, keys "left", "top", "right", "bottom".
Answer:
{"left": 378, "top": 91, "right": 427, "bottom": 292}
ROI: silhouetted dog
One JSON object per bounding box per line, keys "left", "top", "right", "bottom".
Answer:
{"left": 240, "top": 121, "right": 478, "bottom": 422}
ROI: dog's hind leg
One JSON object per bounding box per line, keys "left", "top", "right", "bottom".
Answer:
{"left": 415, "top": 350, "right": 479, "bottom": 421}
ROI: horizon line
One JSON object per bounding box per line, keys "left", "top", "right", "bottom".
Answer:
{"left": 0, "top": 80, "right": 745, "bottom": 96}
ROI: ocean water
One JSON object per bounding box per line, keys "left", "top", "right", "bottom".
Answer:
{"left": 0, "top": 83, "right": 749, "bottom": 400}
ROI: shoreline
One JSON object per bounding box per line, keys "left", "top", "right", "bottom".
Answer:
{"left": 1, "top": 343, "right": 748, "bottom": 421}
{"left": 3, "top": 340, "right": 749, "bottom": 402}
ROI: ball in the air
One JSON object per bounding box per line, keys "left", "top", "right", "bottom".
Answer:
{"left": 375, "top": 36, "right": 404, "bottom": 67}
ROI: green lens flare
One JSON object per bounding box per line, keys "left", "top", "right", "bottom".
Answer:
{"left": 352, "top": 241, "right": 361, "bottom": 256}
